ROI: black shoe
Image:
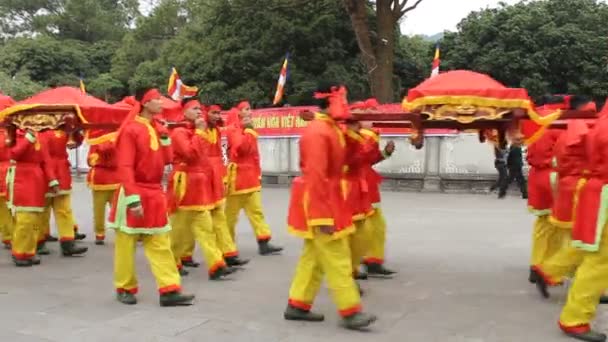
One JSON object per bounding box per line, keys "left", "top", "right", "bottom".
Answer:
{"left": 530, "top": 268, "right": 550, "bottom": 299}
{"left": 225, "top": 256, "right": 250, "bottom": 267}
{"left": 366, "top": 263, "right": 397, "bottom": 276}
{"left": 600, "top": 295, "right": 608, "bottom": 304}
{"left": 46, "top": 235, "right": 58, "bottom": 242}
{"left": 498, "top": 192, "right": 506, "bottom": 199}
{"left": 2, "top": 242, "right": 10, "bottom": 249}
{"left": 95, "top": 239, "right": 105, "bottom": 246}
{"left": 258, "top": 240, "right": 283, "bottom": 255}
{"left": 159, "top": 292, "right": 195, "bottom": 307}
{"left": 31, "top": 255, "right": 41, "bottom": 265}
{"left": 61, "top": 241, "right": 88, "bottom": 257}
{"left": 37, "top": 244, "right": 50, "bottom": 255}
{"left": 522, "top": 193, "right": 528, "bottom": 199}
{"left": 116, "top": 292, "right": 137, "bottom": 305}
{"left": 528, "top": 268, "right": 537, "bottom": 284}
{"left": 284, "top": 305, "right": 325, "bottom": 322}
{"left": 341, "top": 312, "right": 377, "bottom": 330}
{"left": 209, "top": 266, "right": 235, "bottom": 280}
{"left": 182, "top": 260, "right": 200, "bottom": 268}
{"left": 74, "top": 233, "right": 86, "bottom": 241}
{"left": 13, "top": 258, "right": 33, "bottom": 267}
{"left": 564, "top": 329, "right": 607, "bottom": 342}
{"left": 354, "top": 272, "right": 368, "bottom": 280}
{"left": 179, "top": 268, "right": 189, "bottom": 276}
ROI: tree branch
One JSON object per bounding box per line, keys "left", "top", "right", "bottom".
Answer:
{"left": 395, "top": 0, "right": 424, "bottom": 19}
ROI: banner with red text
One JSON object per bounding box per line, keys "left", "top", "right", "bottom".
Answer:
{"left": 248, "top": 105, "right": 458, "bottom": 137}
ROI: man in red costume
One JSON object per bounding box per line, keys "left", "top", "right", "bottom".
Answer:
{"left": 7, "top": 129, "right": 57, "bottom": 266}
{"left": 107, "top": 87, "right": 194, "bottom": 306}
{"left": 37, "top": 126, "right": 88, "bottom": 256}
{"left": 355, "top": 99, "right": 397, "bottom": 277}
{"left": 526, "top": 127, "right": 562, "bottom": 283}
{"left": 551, "top": 110, "right": 608, "bottom": 342}
{"left": 225, "top": 101, "right": 283, "bottom": 255}
{"left": 0, "top": 127, "right": 13, "bottom": 249}
{"left": 177, "top": 104, "right": 248, "bottom": 269}
{"left": 87, "top": 129, "right": 120, "bottom": 245}
{"left": 284, "top": 82, "right": 376, "bottom": 330}
{"left": 167, "top": 98, "right": 236, "bottom": 280}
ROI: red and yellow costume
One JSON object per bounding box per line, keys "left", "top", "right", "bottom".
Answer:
{"left": 343, "top": 127, "right": 375, "bottom": 276}
{"left": 179, "top": 106, "right": 239, "bottom": 264}
{"left": 359, "top": 127, "right": 392, "bottom": 268}
{"left": 225, "top": 104, "right": 273, "bottom": 243}
{"left": 87, "top": 131, "right": 120, "bottom": 242}
{"left": 0, "top": 129, "right": 13, "bottom": 247}
{"left": 286, "top": 86, "right": 362, "bottom": 318}
{"left": 7, "top": 130, "right": 58, "bottom": 261}
{"left": 39, "top": 129, "right": 83, "bottom": 244}
{"left": 533, "top": 121, "right": 589, "bottom": 286}
{"left": 557, "top": 115, "right": 608, "bottom": 335}
{"left": 107, "top": 93, "right": 181, "bottom": 295}
{"left": 526, "top": 129, "right": 563, "bottom": 266}
{"left": 167, "top": 103, "right": 229, "bottom": 277}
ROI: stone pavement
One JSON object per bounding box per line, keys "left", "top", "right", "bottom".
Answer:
{"left": 1, "top": 182, "right": 604, "bottom": 342}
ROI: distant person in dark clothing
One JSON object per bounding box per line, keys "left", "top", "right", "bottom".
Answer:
{"left": 490, "top": 146, "right": 508, "bottom": 193}
{"left": 499, "top": 137, "right": 528, "bottom": 199}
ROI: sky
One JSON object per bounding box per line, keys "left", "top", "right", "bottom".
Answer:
{"left": 399, "top": 0, "right": 521, "bottom": 35}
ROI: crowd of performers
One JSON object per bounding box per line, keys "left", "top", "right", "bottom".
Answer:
{"left": 0, "top": 82, "right": 398, "bottom": 330}
{"left": 519, "top": 96, "right": 608, "bottom": 342}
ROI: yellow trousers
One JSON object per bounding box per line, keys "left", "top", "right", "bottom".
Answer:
{"left": 12, "top": 212, "right": 41, "bottom": 260}
{"left": 350, "top": 219, "right": 373, "bottom": 275}
{"left": 0, "top": 198, "right": 13, "bottom": 244}
{"left": 559, "top": 224, "right": 608, "bottom": 328}
{"left": 170, "top": 210, "right": 226, "bottom": 274}
{"left": 538, "top": 228, "right": 583, "bottom": 284}
{"left": 288, "top": 231, "right": 362, "bottom": 317}
{"left": 530, "top": 215, "right": 564, "bottom": 266}
{"left": 211, "top": 205, "right": 239, "bottom": 257}
{"left": 225, "top": 191, "right": 272, "bottom": 242}
{"left": 92, "top": 189, "right": 115, "bottom": 240}
{"left": 41, "top": 195, "right": 76, "bottom": 242}
{"left": 114, "top": 230, "right": 181, "bottom": 294}
{"left": 363, "top": 208, "right": 387, "bottom": 265}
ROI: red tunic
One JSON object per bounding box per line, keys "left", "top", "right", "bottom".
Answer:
{"left": 166, "top": 125, "right": 213, "bottom": 213}
{"left": 87, "top": 140, "right": 120, "bottom": 191}
{"left": 39, "top": 130, "right": 83, "bottom": 195}
{"left": 527, "top": 129, "right": 562, "bottom": 215}
{"left": 7, "top": 130, "right": 57, "bottom": 211}
{"left": 107, "top": 116, "right": 173, "bottom": 234}
{"left": 344, "top": 128, "right": 374, "bottom": 221}
{"left": 0, "top": 129, "right": 10, "bottom": 198}
{"left": 572, "top": 117, "right": 608, "bottom": 251}
{"left": 206, "top": 127, "right": 227, "bottom": 207}
{"left": 226, "top": 127, "right": 261, "bottom": 195}
{"left": 359, "top": 128, "right": 386, "bottom": 206}
{"left": 287, "top": 113, "right": 353, "bottom": 239}
{"left": 550, "top": 122, "right": 589, "bottom": 228}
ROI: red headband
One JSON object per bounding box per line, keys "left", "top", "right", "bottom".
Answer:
{"left": 141, "top": 89, "right": 161, "bottom": 105}
{"left": 182, "top": 99, "right": 201, "bottom": 112}
{"left": 237, "top": 101, "right": 250, "bottom": 111}
{"left": 208, "top": 104, "right": 221, "bottom": 112}
{"left": 314, "top": 86, "right": 351, "bottom": 120}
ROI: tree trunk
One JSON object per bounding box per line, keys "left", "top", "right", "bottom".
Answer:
{"left": 374, "top": 0, "right": 396, "bottom": 103}
{"left": 344, "top": 0, "right": 395, "bottom": 103}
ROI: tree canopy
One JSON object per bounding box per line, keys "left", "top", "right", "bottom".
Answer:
{"left": 1, "top": 0, "right": 605, "bottom": 107}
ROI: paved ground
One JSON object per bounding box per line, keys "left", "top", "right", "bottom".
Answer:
{"left": 0, "top": 182, "right": 605, "bottom": 342}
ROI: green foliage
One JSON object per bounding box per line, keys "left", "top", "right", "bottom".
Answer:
{"left": 0, "top": 71, "right": 45, "bottom": 100}
{"left": 441, "top": 0, "right": 608, "bottom": 101}
{"left": 87, "top": 73, "right": 124, "bottom": 102}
